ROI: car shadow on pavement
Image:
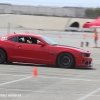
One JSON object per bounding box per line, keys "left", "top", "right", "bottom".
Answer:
{"left": 75, "top": 67, "right": 96, "bottom": 70}
{"left": 3, "top": 62, "right": 96, "bottom": 70}
{"left": 3, "top": 62, "right": 56, "bottom": 68}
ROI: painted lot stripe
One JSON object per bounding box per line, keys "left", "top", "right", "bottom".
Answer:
{"left": 0, "top": 88, "right": 88, "bottom": 95}
{"left": 0, "top": 74, "right": 28, "bottom": 76}
{"left": 0, "top": 88, "right": 87, "bottom": 95}
{"left": 78, "top": 88, "right": 100, "bottom": 100}
{"left": 0, "top": 88, "right": 34, "bottom": 92}
{"left": 0, "top": 74, "right": 98, "bottom": 82}
{"left": 0, "top": 76, "right": 32, "bottom": 86}
{"left": 0, "top": 88, "right": 100, "bottom": 97}
{"left": 0, "top": 73, "right": 98, "bottom": 82}
{"left": 38, "top": 75, "right": 99, "bottom": 82}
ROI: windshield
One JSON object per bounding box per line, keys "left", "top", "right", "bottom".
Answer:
{"left": 41, "top": 36, "right": 57, "bottom": 45}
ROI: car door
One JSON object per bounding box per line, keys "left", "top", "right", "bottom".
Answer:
{"left": 14, "top": 36, "right": 49, "bottom": 64}
{"left": 30, "top": 43, "right": 49, "bottom": 64}
{"left": 4, "top": 36, "right": 18, "bottom": 62}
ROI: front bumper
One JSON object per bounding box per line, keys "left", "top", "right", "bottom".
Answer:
{"left": 76, "top": 57, "right": 92, "bottom": 67}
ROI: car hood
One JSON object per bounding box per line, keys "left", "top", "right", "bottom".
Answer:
{"left": 55, "top": 44, "right": 90, "bottom": 53}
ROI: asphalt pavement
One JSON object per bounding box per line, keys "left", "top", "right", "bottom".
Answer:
{"left": 0, "top": 30, "right": 100, "bottom": 100}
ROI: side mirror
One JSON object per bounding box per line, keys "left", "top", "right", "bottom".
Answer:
{"left": 38, "top": 42, "right": 45, "bottom": 46}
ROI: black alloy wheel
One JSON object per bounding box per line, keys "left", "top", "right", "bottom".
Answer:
{"left": 56, "top": 53, "right": 75, "bottom": 68}
{"left": 0, "top": 49, "right": 6, "bottom": 64}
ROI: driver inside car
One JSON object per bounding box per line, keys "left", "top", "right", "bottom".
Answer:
{"left": 26, "top": 37, "right": 32, "bottom": 43}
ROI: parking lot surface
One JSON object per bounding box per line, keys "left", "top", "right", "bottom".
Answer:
{"left": 0, "top": 30, "right": 100, "bottom": 100}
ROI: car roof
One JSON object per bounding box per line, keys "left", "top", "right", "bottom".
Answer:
{"left": 7, "top": 33, "right": 42, "bottom": 38}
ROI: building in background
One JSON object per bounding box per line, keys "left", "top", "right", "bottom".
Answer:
{"left": 0, "top": 3, "right": 96, "bottom": 32}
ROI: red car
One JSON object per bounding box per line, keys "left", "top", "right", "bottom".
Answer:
{"left": 0, "top": 33, "right": 92, "bottom": 68}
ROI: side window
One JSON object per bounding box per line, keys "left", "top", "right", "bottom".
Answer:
{"left": 18, "top": 36, "right": 25, "bottom": 43}
{"left": 8, "top": 36, "right": 18, "bottom": 42}
{"left": 18, "top": 36, "right": 41, "bottom": 44}
{"left": 31, "top": 37, "right": 41, "bottom": 44}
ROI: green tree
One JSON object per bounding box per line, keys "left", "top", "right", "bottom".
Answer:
{"left": 85, "top": 8, "right": 95, "bottom": 18}
{"left": 94, "top": 8, "right": 100, "bottom": 18}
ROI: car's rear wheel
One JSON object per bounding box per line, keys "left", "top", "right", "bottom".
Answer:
{"left": 0, "top": 49, "right": 6, "bottom": 64}
{"left": 56, "top": 53, "right": 75, "bottom": 68}
{"left": 5, "top": 61, "right": 12, "bottom": 64}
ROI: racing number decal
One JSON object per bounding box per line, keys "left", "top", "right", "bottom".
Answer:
{"left": 1, "top": 37, "right": 7, "bottom": 41}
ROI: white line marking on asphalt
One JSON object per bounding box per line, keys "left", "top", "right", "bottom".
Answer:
{"left": 0, "top": 88, "right": 48, "bottom": 93}
{"left": 35, "top": 91, "right": 47, "bottom": 93}
{"left": 0, "top": 73, "right": 98, "bottom": 82}
{"left": 0, "top": 88, "right": 100, "bottom": 97}
{"left": 0, "top": 76, "right": 32, "bottom": 86}
{"left": 0, "top": 88, "right": 33, "bottom": 92}
{"left": 78, "top": 88, "right": 100, "bottom": 100}
{"left": 0, "top": 74, "right": 28, "bottom": 76}
{"left": 38, "top": 75, "right": 98, "bottom": 82}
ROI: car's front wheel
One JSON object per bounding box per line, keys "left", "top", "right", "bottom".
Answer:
{"left": 0, "top": 49, "right": 6, "bottom": 64}
{"left": 56, "top": 53, "right": 75, "bottom": 68}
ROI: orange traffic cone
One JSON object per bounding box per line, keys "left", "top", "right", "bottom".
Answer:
{"left": 32, "top": 67, "right": 38, "bottom": 76}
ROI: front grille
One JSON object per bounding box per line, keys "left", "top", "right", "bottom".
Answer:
{"left": 85, "top": 54, "right": 90, "bottom": 57}
{"left": 85, "top": 61, "right": 91, "bottom": 65}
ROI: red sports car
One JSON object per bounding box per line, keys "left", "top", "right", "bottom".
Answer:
{"left": 0, "top": 33, "right": 92, "bottom": 68}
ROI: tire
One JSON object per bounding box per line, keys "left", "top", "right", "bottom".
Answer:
{"left": 0, "top": 49, "right": 6, "bottom": 64}
{"left": 56, "top": 53, "right": 75, "bottom": 68}
{"left": 5, "top": 62, "right": 12, "bottom": 64}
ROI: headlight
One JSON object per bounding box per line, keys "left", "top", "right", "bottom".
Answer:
{"left": 81, "top": 53, "right": 85, "bottom": 57}
{"left": 81, "top": 53, "right": 90, "bottom": 57}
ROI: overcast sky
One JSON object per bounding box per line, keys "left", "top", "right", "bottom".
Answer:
{"left": 0, "top": 0, "right": 100, "bottom": 8}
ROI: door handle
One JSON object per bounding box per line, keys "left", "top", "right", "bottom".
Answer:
{"left": 17, "top": 45, "right": 22, "bottom": 48}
